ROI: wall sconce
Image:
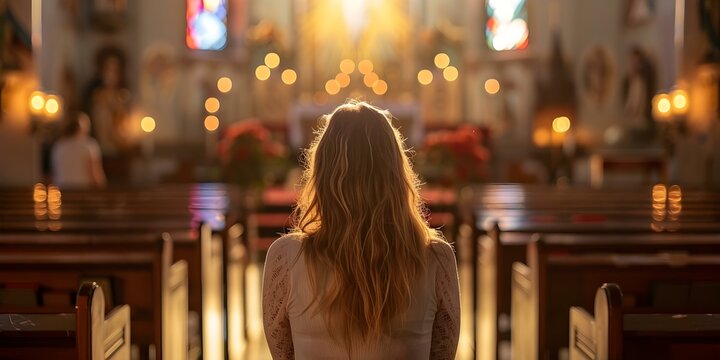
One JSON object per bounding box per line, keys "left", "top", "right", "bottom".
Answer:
{"left": 652, "top": 87, "right": 689, "bottom": 122}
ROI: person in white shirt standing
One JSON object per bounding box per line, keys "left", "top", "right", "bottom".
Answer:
{"left": 51, "top": 113, "right": 107, "bottom": 188}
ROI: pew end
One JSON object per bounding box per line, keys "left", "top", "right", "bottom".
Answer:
{"left": 0, "top": 282, "right": 132, "bottom": 360}
{"left": 77, "top": 282, "right": 132, "bottom": 360}
{"left": 570, "top": 283, "right": 720, "bottom": 360}
{"left": 568, "top": 283, "right": 623, "bottom": 360}
{"left": 511, "top": 261, "right": 536, "bottom": 360}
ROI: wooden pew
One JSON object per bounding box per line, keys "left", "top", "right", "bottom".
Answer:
{"left": 475, "top": 220, "right": 720, "bottom": 360}
{"left": 511, "top": 234, "right": 720, "bottom": 360}
{"left": 0, "top": 232, "right": 188, "bottom": 360}
{"left": 569, "top": 283, "right": 720, "bottom": 360}
{"left": 0, "top": 183, "right": 242, "bottom": 360}
{"left": 0, "top": 282, "right": 131, "bottom": 360}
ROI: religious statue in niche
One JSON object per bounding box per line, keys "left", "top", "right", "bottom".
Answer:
{"left": 621, "top": 46, "right": 656, "bottom": 140}
{"left": 84, "top": 45, "right": 132, "bottom": 154}
{"left": 581, "top": 45, "right": 614, "bottom": 105}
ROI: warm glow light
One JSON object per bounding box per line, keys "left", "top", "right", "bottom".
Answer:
{"left": 417, "top": 69, "right": 433, "bottom": 85}
{"left": 434, "top": 53, "right": 450, "bottom": 69}
{"left": 668, "top": 184, "right": 682, "bottom": 202}
{"left": 335, "top": 73, "right": 351, "bottom": 88}
{"left": 325, "top": 79, "right": 341, "bottom": 95}
{"left": 264, "top": 52, "right": 280, "bottom": 69}
{"left": 372, "top": 80, "right": 388, "bottom": 95}
{"left": 652, "top": 93, "right": 672, "bottom": 122}
{"left": 141, "top": 116, "right": 156, "bottom": 133}
{"left": 281, "top": 69, "right": 297, "bottom": 85}
{"left": 255, "top": 65, "right": 271, "bottom": 81}
{"left": 217, "top": 77, "right": 233, "bottom": 93}
{"left": 443, "top": 66, "right": 459, "bottom": 81}
{"left": 652, "top": 184, "right": 667, "bottom": 202}
{"left": 552, "top": 116, "right": 571, "bottom": 133}
{"left": 339, "top": 59, "right": 355, "bottom": 74}
{"left": 533, "top": 128, "right": 551, "bottom": 147}
{"left": 358, "top": 60, "right": 373, "bottom": 75}
{"left": 33, "top": 183, "right": 47, "bottom": 203}
{"left": 205, "top": 97, "right": 220, "bottom": 113}
{"left": 485, "top": 79, "right": 500, "bottom": 94}
{"left": 671, "top": 89, "right": 688, "bottom": 115}
{"left": 29, "top": 91, "right": 46, "bottom": 114}
{"left": 44, "top": 95, "right": 60, "bottom": 116}
{"left": 204, "top": 115, "right": 219, "bottom": 131}
{"left": 363, "top": 72, "right": 379, "bottom": 88}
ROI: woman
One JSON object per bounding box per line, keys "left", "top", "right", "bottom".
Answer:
{"left": 51, "top": 113, "right": 107, "bottom": 188}
{"left": 262, "top": 101, "right": 460, "bottom": 359}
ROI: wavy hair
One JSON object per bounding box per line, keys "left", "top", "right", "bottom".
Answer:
{"left": 292, "top": 100, "right": 439, "bottom": 353}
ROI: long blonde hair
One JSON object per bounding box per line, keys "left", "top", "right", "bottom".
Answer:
{"left": 292, "top": 100, "right": 439, "bottom": 352}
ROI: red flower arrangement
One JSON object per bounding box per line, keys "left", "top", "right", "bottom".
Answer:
{"left": 218, "top": 119, "right": 288, "bottom": 189}
{"left": 417, "top": 126, "right": 490, "bottom": 185}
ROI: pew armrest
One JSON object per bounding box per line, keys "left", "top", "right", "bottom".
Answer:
{"left": 511, "top": 262, "right": 536, "bottom": 360}
{"left": 104, "top": 305, "right": 131, "bottom": 360}
{"left": 569, "top": 307, "right": 596, "bottom": 360}
{"left": 164, "top": 260, "right": 188, "bottom": 360}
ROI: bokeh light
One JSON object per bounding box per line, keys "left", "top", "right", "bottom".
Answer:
{"left": 358, "top": 60, "right": 373, "bottom": 75}
{"left": 44, "top": 95, "right": 61, "bottom": 116}
{"left": 372, "top": 80, "right": 388, "bottom": 95}
{"left": 485, "top": 79, "right": 500, "bottom": 94}
{"left": 671, "top": 89, "right": 688, "bottom": 115}
{"left": 552, "top": 116, "right": 571, "bottom": 133}
{"left": 281, "top": 69, "right": 297, "bottom": 85}
{"left": 340, "top": 59, "right": 356, "bottom": 74}
{"left": 29, "top": 91, "right": 46, "bottom": 114}
{"left": 141, "top": 116, "right": 156, "bottom": 133}
{"left": 434, "top": 53, "right": 450, "bottom": 69}
{"left": 255, "top": 65, "right": 271, "bottom": 81}
{"left": 325, "top": 79, "right": 341, "bottom": 95}
{"left": 363, "top": 72, "right": 379, "bottom": 87}
{"left": 205, "top": 97, "right": 220, "bottom": 113}
{"left": 417, "top": 69, "right": 433, "bottom": 85}
{"left": 336, "top": 73, "right": 351, "bottom": 88}
{"left": 443, "top": 66, "right": 459, "bottom": 81}
{"left": 204, "top": 115, "right": 219, "bottom": 131}
{"left": 264, "top": 52, "right": 280, "bottom": 69}
{"left": 217, "top": 77, "right": 233, "bottom": 93}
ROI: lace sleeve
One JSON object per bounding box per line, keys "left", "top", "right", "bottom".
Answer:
{"left": 262, "top": 238, "right": 295, "bottom": 359}
{"left": 430, "top": 241, "right": 461, "bottom": 360}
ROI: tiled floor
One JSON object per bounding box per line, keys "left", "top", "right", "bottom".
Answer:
{"left": 240, "top": 230, "right": 475, "bottom": 360}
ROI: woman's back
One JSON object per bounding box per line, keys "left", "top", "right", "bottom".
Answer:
{"left": 262, "top": 234, "right": 459, "bottom": 360}
{"left": 261, "top": 101, "right": 461, "bottom": 359}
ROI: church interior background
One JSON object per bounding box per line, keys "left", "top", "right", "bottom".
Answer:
{"left": 1, "top": 1, "right": 720, "bottom": 360}
{"left": 1, "top": 0, "right": 718, "bottom": 189}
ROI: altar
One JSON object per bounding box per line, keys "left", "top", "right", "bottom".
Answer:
{"left": 288, "top": 101, "right": 423, "bottom": 150}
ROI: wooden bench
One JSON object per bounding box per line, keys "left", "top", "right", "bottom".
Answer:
{"left": 470, "top": 184, "right": 720, "bottom": 359}
{"left": 511, "top": 234, "right": 720, "bottom": 360}
{"left": 0, "top": 282, "right": 131, "bottom": 360}
{"left": 569, "top": 283, "right": 720, "bottom": 360}
{"left": 0, "top": 183, "right": 245, "bottom": 360}
{"left": 0, "top": 232, "right": 188, "bottom": 360}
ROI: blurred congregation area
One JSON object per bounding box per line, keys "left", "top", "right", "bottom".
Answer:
{"left": 1, "top": 0, "right": 720, "bottom": 359}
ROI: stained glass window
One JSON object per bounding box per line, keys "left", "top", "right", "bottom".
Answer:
{"left": 186, "top": 0, "right": 228, "bottom": 50}
{"left": 486, "top": 0, "right": 529, "bottom": 51}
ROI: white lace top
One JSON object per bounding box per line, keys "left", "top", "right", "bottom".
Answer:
{"left": 262, "top": 234, "right": 460, "bottom": 360}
